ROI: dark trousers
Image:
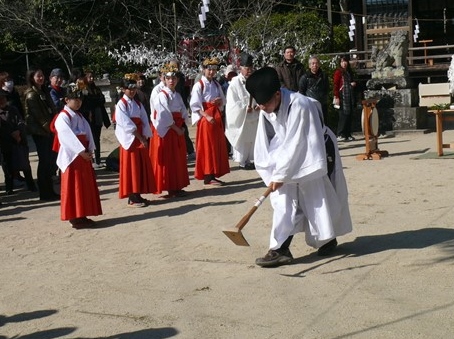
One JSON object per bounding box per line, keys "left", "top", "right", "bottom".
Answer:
{"left": 337, "top": 111, "right": 352, "bottom": 138}
{"left": 321, "top": 103, "right": 328, "bottom": 126}
{"left": 183, "top": 122, "right": 194, "bottom": 155}
{"left": 32, "top": 134, "right": 57, "bottom": 199}
{"left": 91, "top": 124, "right": 102, "bottom": 164}
{"left": 221, "top": 112, "right": 232, "bottom": 156}
{"left": 279, "top": 235, "right": 294, "bottom": 251}
{"left": 0, "top": 149, "right": 34, "bottom": 192}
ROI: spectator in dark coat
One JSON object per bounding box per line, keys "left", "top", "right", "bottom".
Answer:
{"left": 24, "top": 68, "right": 59, "bottom": 201}
{"left": 0, "top": 90, "right": 36, "bottom": 195}
{"left": 81, "top": 71, "right": 111, "bottom": 167}
{"left": 333, "top": 54, "right": 357, "bottom": 142}
{"left": 0, "top": 72, "right": 25, "bottom": 119}
{"left": 275, "top": 46, "right": 304, "bottom": 92}
{"left": 48, "top": 68, "right": 67, "bottom": 112}
{"left": 135, "top": 73, "right": 152, "bottom": 118}
{"left": 299, "top": 55, "right": 330, "bottom": 124}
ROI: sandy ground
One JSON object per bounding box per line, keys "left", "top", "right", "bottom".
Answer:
{"left": 1, "top": 125, "right": 454, "bottom": 339}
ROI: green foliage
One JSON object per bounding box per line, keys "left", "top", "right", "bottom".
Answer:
{"left": 0, "top": 0, "right": 156, "bottom": 76}
{"left": 332, "top": 25, "right": 350, "bottom": 52}
{"left": 0, "top": 0, "right": 352, "bottom": 83}
{"left": 0, "top": 32, "right": 26, "bottom": 51}
{"left": 430, "top": 103, "right": 451, "bottom": 110}
{"left": 230, "top": 11, "right": 331, "bottom": 66}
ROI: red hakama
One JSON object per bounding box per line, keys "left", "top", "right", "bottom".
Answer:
{"left": 194, "top": 102, "right": 230, "bottom": 180}
{"left": 61, "top": 135, "right": 102, "bottom": 220}
{"left": 151, "top": 113, "right": 189, "bottom": 193}
{"left": 119, "top": 117, "right": 156, "bottom": 198}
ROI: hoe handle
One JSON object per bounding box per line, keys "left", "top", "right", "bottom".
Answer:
{"left": 234, "top": 186, "right": 273, "bottom": 231}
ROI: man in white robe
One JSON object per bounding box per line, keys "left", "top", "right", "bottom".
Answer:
{"left": 245, "top": 67, "right": 352, "bottom": 267}
{"left": 225, "top": 53, "right": 259, "bottom": 170}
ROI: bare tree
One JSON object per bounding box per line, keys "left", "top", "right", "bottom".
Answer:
{"left": 0, "top": 0, "right": 160, "bottom": 73}
{"left": 0, "top": 0, "right": 336, "bottom": 76}
{"left": 146, "top": 0, "right": 281, "bottom": 52}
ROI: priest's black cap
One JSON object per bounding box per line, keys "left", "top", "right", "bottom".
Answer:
{"left": 239, "top": 52, "right": 253, "bottom": 67}
{"left": 245, "top": 67, "right": 280, "bottom": 105}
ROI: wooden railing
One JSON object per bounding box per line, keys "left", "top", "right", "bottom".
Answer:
{"left": 408, "top": 44, "right": 454, "bottom": 65}
{"left": 326, "top": 44, "right": 454, "bottom": 71}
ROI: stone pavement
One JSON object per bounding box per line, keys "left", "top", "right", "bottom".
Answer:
{"left": 1, "top": 127, "right": 454, "bottom": 338}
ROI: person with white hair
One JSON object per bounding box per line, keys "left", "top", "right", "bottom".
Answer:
{"left": 225, "top": 52, "right": 259, "bottom": 170}
{"left": 298, "top": 55, "right": 329, "bottom": 124}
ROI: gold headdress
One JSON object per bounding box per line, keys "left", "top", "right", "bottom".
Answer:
{"left": 202, "top": 57, "right": 220, "bottom": 68}
{"left": 121, "top": 73, "right": 139, "bottom": 89}
{"left": 66, "top": 79, "right": 88, "bottom": 98}
{"left": 160, "top": 64, "right": 179, "bottom": 76}
{"left": 124, "top": 73, "right": 139, "bottom": 81}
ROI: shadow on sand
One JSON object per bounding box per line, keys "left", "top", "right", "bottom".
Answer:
{"left": 0, "top": 309, "right": 179, "bottom": 339}
{"left": 282, "top": 227, "right": 454, "bottom": 278}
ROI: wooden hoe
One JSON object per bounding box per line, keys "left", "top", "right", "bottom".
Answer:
{"left": 222, "top": 187, "right": 273, "bottom": 246}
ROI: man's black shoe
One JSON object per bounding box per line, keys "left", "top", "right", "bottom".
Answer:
{"left": 256, "top": 248, "right": 293, "bottom": 267}
{"left": 317, "top": 238, "right": 338, "bottom": 256}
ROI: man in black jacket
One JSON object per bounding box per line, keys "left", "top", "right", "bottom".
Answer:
{"left": 299, "top": 55, "right": 330, "bottom": 124}
{"left": 274, "top": 46, "right": 304, "bottom": 92}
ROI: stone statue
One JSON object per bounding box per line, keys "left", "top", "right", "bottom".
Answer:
{"left": 371, "top": 30, "right": 408, "bottom": 78}
{"left": 367, "top": 30, "right": 410, "bottom": 89}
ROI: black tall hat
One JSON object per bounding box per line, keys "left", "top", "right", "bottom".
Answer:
{"left": 239, "top": 52, "right": 253, "bottom": 67}
{"left": 245, "top": 67, "right": 280, "bottom": 105}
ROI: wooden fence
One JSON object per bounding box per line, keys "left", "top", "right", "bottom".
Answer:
{"left": 327, "top": 44, "right": 454, "bottom": 76}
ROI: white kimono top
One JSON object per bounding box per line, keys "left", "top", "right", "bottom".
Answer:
{"left": 189, "top": 75, "right": 226, "bottom": 125}
{"left": 55, "top": 106, "right": 95, "bottom": 173}
{"left": 254, "top": 88, "right": 327, "bottom": 185}
{"left": 225, "top": 73, "right": 259, "bottom": 149}
{"left": 152, "top": 86, "right": 188, "bottom": 138}
{"left": 114, "top": 94, "right": 152, "bottom": 150}
{"left": 149, "top": 81, "right": 165, "bottom": 124}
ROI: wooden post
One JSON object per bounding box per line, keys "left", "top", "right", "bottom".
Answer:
{"left": 419, "top": 39, "right": 433, "bottom": 64}
{"left": 435, "top": 111, "right": 443, "bottom": 156}
{"left": 356, "top": 99, "right": 389, "bottom": 160}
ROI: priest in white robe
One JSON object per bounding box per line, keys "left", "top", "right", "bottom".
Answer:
{"left": 245, "top": 67, "right": 353, "bottom": 267}
{"left": 225, "top": 52, "right": 259, "bottom": 170}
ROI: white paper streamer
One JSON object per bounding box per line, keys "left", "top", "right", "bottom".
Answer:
{"left": 199, "top": 14, "right": 205, "bottom": 28}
